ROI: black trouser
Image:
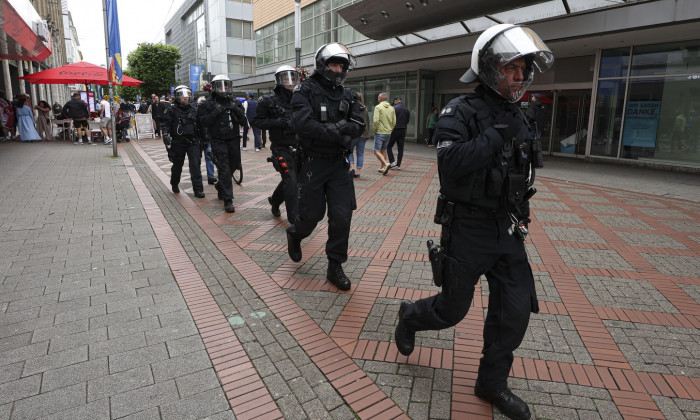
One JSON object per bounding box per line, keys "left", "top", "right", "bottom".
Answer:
{"left": 402, "top": 214, "right": 537, "bottom": 391}
{"left": 269, "top": 145, "right": 298, "bottom": 223}
{"left": 210, "top": 137, "right": 240, "bottom": 200}
{"left": 387, "top": 128, "right": 406, "bottom": 167}
{"left": 170, "top": 139, "right": 203, "bottom": 194}
{"left": 286, "top": 154, "right": 356, "bottom": 263}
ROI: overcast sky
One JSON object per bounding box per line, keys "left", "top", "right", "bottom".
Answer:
{"left": 65, "top": 0, "right": 186, "bottom": 68}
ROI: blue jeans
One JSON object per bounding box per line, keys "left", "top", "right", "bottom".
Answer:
{"left": 204, "top": 143, "right": 215, "bottom": 180}
{"left": 348, "top": 137, "right": 366, "bottom": 169}
{"left": 250, "top": 125, "right": 261, "bottom": 149}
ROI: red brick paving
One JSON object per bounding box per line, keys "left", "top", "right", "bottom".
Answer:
{"left": 125, "top": 140, "right": 700, "bottom": 419}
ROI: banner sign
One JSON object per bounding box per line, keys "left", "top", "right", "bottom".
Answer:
{"left": 190, "top": 65, "right": 203, "bottom": 93}
{"left": 622, "top": 101, "right": 661, "bottom": 148}
{"left": 106, "top": 0, "right": 123, "bottom": 85}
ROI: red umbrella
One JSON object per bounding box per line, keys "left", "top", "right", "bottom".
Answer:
{"left": 19, "top": 61, "right": 143, "bottom": 86}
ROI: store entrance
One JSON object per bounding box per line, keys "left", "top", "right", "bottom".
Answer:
{"left": 549, "top": 89, "right": 591, "bottom": 157}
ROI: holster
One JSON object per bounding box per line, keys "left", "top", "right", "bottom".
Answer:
{"left": 427, "top": 240, "right": 444, "bottom": 287}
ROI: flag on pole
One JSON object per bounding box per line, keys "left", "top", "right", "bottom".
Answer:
{"left": 106, "top": 0, "right": 122, "bottom": 85}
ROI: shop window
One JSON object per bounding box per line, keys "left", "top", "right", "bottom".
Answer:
{"left": 631, "top": 40, "right": 700, "bottom": 77}
{"left": 590, "top": 79, "right": 626, "bottom": 158}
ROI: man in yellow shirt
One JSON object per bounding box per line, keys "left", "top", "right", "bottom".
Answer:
{"left": 372, "top": 92, "right": 395, "bottom": 175}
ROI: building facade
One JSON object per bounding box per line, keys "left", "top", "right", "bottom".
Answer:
{"left": 164, "top": 0, "right": 256, "bottom": 90}
{"left": 235, "top": 0, "right": 700, "bottom": 171}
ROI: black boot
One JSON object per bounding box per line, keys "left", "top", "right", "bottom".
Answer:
{"left": 268, "top": 197, "right": 281, "bottom": 217}
{"left": 172, "top": 184, "right": 180, "bottom": 193}
{"left": 215, "top": 183, "right": 223, "bottom": 200}
{"left": 395, "top": 301, "right": 415, "bottom": 356}
{"left": 286, "top": 231, "right": 302, "bottom": 262}
{"left": 326, "top": 260, "right": 351, "bottom": 290}
{"left": 194, "top": 191, "right": 205, "bottom": 198}
{"left": 474, "top": 383, "right": 531, "bottom": 420}
{"left": 224, "top": 199, "right": 235, "bottom": 213}
{"left": 208, "top": 177, "right": 217, "bottom": 185}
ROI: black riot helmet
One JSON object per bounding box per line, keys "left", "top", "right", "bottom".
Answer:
{"left": 314, "top": 42, "right": 356, "bottom": 86}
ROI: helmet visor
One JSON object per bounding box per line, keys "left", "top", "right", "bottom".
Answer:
{"left": 480, "top": 26, "right": 553, "bottom": 74}
{"left": 175, "top": 87, "right": 193, "bottom": 98}
{"left": 317, "top": 43, "right": 357, "bottom": 71}
{"left": 212, "top": 80, "right": 233, "bottom": 94}
{"left": 275, "top": 70, "right": 299, "bottom": 88}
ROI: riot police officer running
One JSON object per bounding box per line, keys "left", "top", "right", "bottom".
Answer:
{"left": 197, "top": 75, "right": 248, "bottom": 213}
{"left": 162, "top": 85, "right": 205, "bottom": 198}
{"left": 393, "top": 24, "right": 553, "bottom": 420}
{"left": 286, "top": 43, "right": 364, "bottom": 291}
{"left": 253, "top": 65, "right": 300, "bottom": 222}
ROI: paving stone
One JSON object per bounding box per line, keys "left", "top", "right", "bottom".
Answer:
{"left": 150, "top": 349, "right": 212, "bottom": 382}
{"left": 0, "top": 374, "right": 41, "bottom": 405}
{"left": 11, "top": 382, "right": 85, "bottom": 419}
{"left": 108, "top": 343, "right": 169, "bottom": 374}
{"left": 41, "top": 357, "right": 108, "bottom": 393}
{"left": 43, "top": 397, "right": 110, "bottom": 420}
{"left": 109, "top": 380, "right": 180, "bottom": 418}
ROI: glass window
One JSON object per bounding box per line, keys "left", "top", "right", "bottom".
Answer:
{"left": 621, "top": 76, "right": 700, "bottom": 164}
{"left": 590, "top": 79, "right": 626, "bottom": 158}
{"left": 631, "top": 40, "right": 700, "bottom": 76}
{"left": 228, "top": 55, "right": 255, "bottom": 75}
{"left": 599, "top": 47, "right": 630, "bottom": 78}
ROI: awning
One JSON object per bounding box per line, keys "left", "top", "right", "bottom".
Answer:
{"left": 337, "top": 0, "right": 549, "bottom": 40}
{"left": 0, "top": 0, "right": 53, "bottom": 61}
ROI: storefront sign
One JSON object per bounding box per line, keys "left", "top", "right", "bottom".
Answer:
{"left": 622, "top": 101, "right": 661, "bottom": 148}
{"left": 134, "top": 114, "right": 154, "bottom": 139}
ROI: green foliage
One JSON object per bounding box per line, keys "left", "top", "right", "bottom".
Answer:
{"left": 115, "top": 69, "right": 140, "bottom": 101}
{"left": 126, "top": 43, "right": 181, "bottom": 99}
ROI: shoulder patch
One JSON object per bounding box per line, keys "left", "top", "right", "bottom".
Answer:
{"left": 293, "top": 84, "right": 301, "bottom": 92}
{"left": 440, "top": 105, "right": 456, "bottom": 116}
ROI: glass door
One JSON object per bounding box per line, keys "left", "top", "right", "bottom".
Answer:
{"left": 550, "top": 90, "right": 591, "bottom": 156}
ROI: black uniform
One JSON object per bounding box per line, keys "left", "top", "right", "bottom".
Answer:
{"left": 197, "top": 94, "right": 247, "bottom": 203}
{"left": 401, "top": 84, "right": 539, "bottom": 392}
{"left": 162, "top": 101, "right": 203, "bottom": 195}
{"left": 253, "top": 85, "right": 298, "bottom": 222}
{"left": 287, "top": 73, "right": 363, "bottom": 263}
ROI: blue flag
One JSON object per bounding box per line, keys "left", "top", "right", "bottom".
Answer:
{"left": 190, "top": 65, "right": 203, "bottom": 93}
{"left": 106, "top": 0, "right": 122, "bottom": 85}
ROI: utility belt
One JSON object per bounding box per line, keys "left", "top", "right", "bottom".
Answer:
{"left": 174, "top": 135, "right": 199, "bottom": 145}
{"left": 212, "top": 136, "right": 239, "bottom": 143}
{"left": 304, "top": 150, "right": 344, "bottom": 159}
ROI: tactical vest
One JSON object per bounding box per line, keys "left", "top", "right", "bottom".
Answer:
{"left": 261, "top": 93, "right": 295, "bottom": 146}
{"left": 438, "top": 92, "right": 534, "bottom": 212}
{"left": 297, "top": 79, "right": 354, "bottom": 152}
{"left": 208, "top": 98, "right": 240, "bottom": 140}
{"left": 171, "top": 104, "right": 198, "bottom": 140}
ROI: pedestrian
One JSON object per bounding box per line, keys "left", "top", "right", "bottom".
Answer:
{"left": 100, "top": 95, "right": 113, "bottom": 144}
{"left": 197, "top": 96, "right": 217, "bottom": 185}
{"left": 63, "top": 92, "right": 91, "bottom": 144}
{"left": 348, "top": 92, "right": 369, "bottom": 178}
{"left": 0, "top": 91, "right": 14, "bottom": 141}
{"left": 372, "top": 92, "right": 395, "bottom": 175}
{"left": 34, "top": 100, "right": 52, "bottom": 141}
{"left": 15, "top": 95, "right": 41, "bottom": 142}
{"left": 426, "top": 107, "right": 438, "bottom": 146}
{"left": 52, "top": 101, "right": 62, "bottom": 116}
{"left": 286, "top": 42, "right": 364, "bottom": 291}
{"left": 148, "top": 95, "right": 166, "bottom": 138}
{"left": 162, "top": 85, "right": 205, "bottom": 199}
{"left": 253, "top": 65, "right": 300, "bottom": 222}
{"left": 387, "top": 96, "right": 410, "bottom": 170}
{"left": 197, "top": 74, "right": 248, "bottom": 213}
{"left": 393, "top": 23, "right": 553, "bottom": 420}
{"left": 244, "top": 91, "right": 261, "bottom": 151}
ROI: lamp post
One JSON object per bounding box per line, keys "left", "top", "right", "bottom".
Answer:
{"left": 295, "top": 0, "right": 301, "bottom": 68}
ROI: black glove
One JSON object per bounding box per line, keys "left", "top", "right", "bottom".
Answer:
{"left": 162, "top": 134, "right": 172, "bottom": 148}
{"left": 493, "top": 112, "right": 521, "bottom": 143}
{"left": 279, "top": 118, "right": 291, "bottom": 129}
{"left": 214, "top": 103, "right": 225, "bottom": 115}
{"left": 339, "top": 135, "right": 353, "bottom": 150}
{"left": 324, "top": 122, "right": 343, "bottom": 143}
{"left": 335, "top": 119, "right": 349, "bottom": 134}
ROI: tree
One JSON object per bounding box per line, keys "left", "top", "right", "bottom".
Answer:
{"left": 114, "top": 69, "right": 140, "bottom": 101}
{"left": 126, "top": 43, "right": 181, "bottom": 99}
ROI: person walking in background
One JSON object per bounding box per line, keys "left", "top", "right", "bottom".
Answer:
{"left": 244, "top": 92, "right": 260, "bottom": 151}
{"left": 393, "top": 23, "right": 554, "bottom": 420}
{"left": 100, "top": 95, "right": 113, "bottom": 145}
{"left": 63, "top": 92, "right": 91, "bottom": 144}
{"left": 15, "top": 95, "right": 40, "bottom": 142}
{"left": 427, "top": 107, "right": 438, "bottom": 146}
{"left": 387, "top": 96, "right": 410, "bottom": 170}
{"left": 34, "top": 100, "right": 52, "bottom": 142}
{"left": 348, "top": 92, "right": 369, "bottom": 178}
{"left": 372, "top": 92, "right": 395, "bottom": 175}
{"left": 148, "top": 96, "right": 166, "bottom": 138}
{"left": 0, "top": 91, "right": 14, "bottom": 141}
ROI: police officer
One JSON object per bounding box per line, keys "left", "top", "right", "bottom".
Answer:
{"left": 286, "top": 43, "right": 364, "bottom": 290}
{"left": 162, "top": 85, "right": 204, "bottom": 198}
{"left": 393, "top": 24, "right": 553, "bottom": 420}
{"left": 253, "top": 65, "right": 300, "bottom": 222}
{"left": 197, "top": 74, "right": 248, "bottom": 213}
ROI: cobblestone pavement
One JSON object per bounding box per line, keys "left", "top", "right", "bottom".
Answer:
{"left": 0, "top": 139, "right": 699, "bottom": 419}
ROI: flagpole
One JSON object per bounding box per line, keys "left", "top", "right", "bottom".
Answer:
{"left": 103, "top": 0, "right": 118, "bottom": 157}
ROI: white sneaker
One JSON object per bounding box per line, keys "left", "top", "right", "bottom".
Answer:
{"left": 241, "top": 147, "right": 247, "bottom": 151}
{"left": 104, "top": 138, "right": 112, "bottom": 145}
{"left": 390, "top": 162, "right": 397, "bottom": 168}
{"left": 78, "top": 139, "right": 83, "bottom": 144}
{"left": 255, "top": 148, "right": 260, "bottom": 152}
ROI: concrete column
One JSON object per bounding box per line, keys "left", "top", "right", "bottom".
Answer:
{"left": 2, "top": 60, "right": 11, "bottom": 99}
{"left": 17, "top": 60, "right": 25, "bottom": 94}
